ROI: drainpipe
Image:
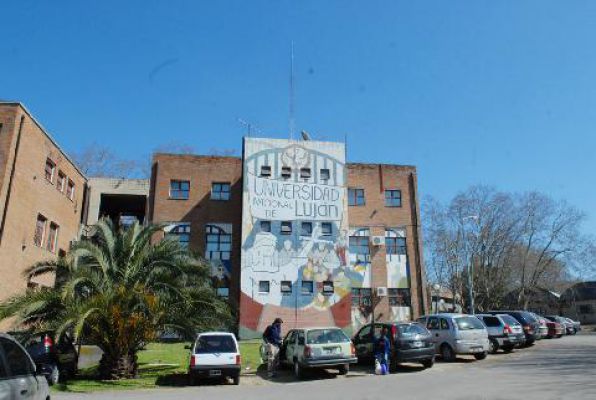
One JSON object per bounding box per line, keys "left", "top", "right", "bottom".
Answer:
{"left": 0, "top": 115, "right": 25, "bottom": 246}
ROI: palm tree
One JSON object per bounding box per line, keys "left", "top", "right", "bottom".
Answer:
{"left": 0, "top": 219, "right": 232, "bottom": 379}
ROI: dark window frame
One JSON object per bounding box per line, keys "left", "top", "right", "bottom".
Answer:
{"left": 301, "top": 222, "right": 312, "bottom": 236}
{"left": 211, "top": 182, "right": 231, "bottom": 201}
{"left": 170, "top": 180, "right": 190, "bottom": 200}
{"left": 205, "top": 225, "right": 231, "bottom": 261}
{"left": 281, "top": 166, "right": 292, "bottom": 179}
{"left": 386, "top": 237, "right": 407, "bottom": 255}
{"left": 167, "top": 222, "right": 191, "bottom": 248}
{"left": 260, "top": 220, "right": 271, "bottom": 232}
{"left": 45, "top": 158, "right": 55, "bottom": 183}
{"left": 259, "top": 280, "right": 270, "bottom": 293}
{"left": 385, "top": 189, "right": 402, "bottom": 207}
{"left": 301, "top": 280, "right": 314, "bottom": 294}
{"left": 348, "top": 188, "right": 365, "bottom": 206}
{"left": 321, "top": 222, "right": 332, "bottom": 236}
{"left": 260, "top": 165, "right": 272, "bottom": 177}
{"left": 280, "top": 221, "right": 292, "bottom": 235}
{"left": 320, "top": 168, "right": 330, "bottom": 181}
{"left": 280, "top": 281, "right": 292, "bottom": 294}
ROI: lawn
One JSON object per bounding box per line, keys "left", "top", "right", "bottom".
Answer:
{"left": 54, "top": 341, "right": 263, "bottom": 393}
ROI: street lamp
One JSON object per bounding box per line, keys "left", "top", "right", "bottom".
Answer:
{"left": 432, "top": 283, "right": 441, "bottom": 313}
{"left": 462, "top": 215, "right": 479, "bottom": 314}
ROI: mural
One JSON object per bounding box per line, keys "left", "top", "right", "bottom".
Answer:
{"left": 386, "top": 228, "right": 412, "bottom": 321}
{"left": 239, "top": 138, "right": 350, "bottom": 338}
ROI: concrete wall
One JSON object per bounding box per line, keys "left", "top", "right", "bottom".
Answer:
{"left": 84, "top": 177, "right": 149, "bottom": 225}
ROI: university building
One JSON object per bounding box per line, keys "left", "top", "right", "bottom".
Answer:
{"left": 149, "top": 137, "right": 428, "bottom": 338}
{"left": 0, "top": 102, "right": 87, "bottom": 314}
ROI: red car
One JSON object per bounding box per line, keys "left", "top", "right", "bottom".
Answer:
{"left": 545, "top": 320, "right": 564, "bottom": 338}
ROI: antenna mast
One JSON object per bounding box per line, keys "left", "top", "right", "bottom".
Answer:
{"left": 289, "top": 41, "right": 295, "bottom": 140}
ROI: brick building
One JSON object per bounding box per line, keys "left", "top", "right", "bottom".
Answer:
{"left": 149, "top": 137, "right": 428, "bottom": 338}
{"left": 0, "top": 102, "right": 86, "bottom": 313}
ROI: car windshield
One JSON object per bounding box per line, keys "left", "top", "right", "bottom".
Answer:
{"left": 521, "top": 312, "right": 538, "bottom": 323}
{"left": 500, "top": 315, "right": 521, "bottom": 326}
{"left": 307, "top": 329, "right": 350, "bottom": 344}
{"left": 194, "top": 335, "right": 237, "bottom": 353}
{"left": 398, "top": 323, "right": 428, "bottom": 336}
{"left": 455, "top": 316, "right": 486, "bottom": 330}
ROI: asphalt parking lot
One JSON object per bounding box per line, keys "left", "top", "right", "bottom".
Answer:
{"left": 56, "top": 332, "right": 596, "bottom": 400}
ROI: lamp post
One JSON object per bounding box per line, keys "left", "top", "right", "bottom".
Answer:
{"left": 432, "top": 283, "right": 441, "bottom": 313}
{"left": 462, "top": 216, "right": 479, "bottom": 314}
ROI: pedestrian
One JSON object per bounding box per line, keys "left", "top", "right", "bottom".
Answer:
{"left": 263, "top": 317, "right": 283, "bottom": 378}
{"left": 374, "top": 326, "right": 391, "bottom": 375}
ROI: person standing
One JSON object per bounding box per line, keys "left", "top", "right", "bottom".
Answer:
{"left": 374, "top": 326, "right": 391, "bottom": 375}
{"left": 263, "top": 318, "right": 283, "bottom": 378}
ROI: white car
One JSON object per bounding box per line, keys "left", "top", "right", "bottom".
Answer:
{"left": 0, "top": 332, "right": 50, "bottom": 400}
{"left": 187, "top": 332, "right": 241, "bottom": 385}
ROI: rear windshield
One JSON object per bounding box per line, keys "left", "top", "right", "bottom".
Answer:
{"left": 499, "top": 315, "right": 521, "bottom": 326}
{"left": 455, "top": 316, "right": 486, "bottom": 330}
{"left": 195, "top": 335, "right": 237, "bottom": 353}
{"left": 520, "top": 312, "right": 537, "bottom": 323}
{"left": 480, "top": 316, "right": 501, "bottom": 327}
{"left": 307, "top": 329, "right": 350, "bottom": 344}
{"left": 398, "top": 323, "right": 428, "bottom": 336}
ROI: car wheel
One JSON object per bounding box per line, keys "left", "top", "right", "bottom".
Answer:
{"left": 338, "top": 364, "right": 349, "bottom": 375}
{"left": 188, "top": 374, "right": 199, "bottom": 386}
{"left": 293, "top": 361, "right": 304, "bottom": 380}
{"left": 421, "top": 358, "right": 434, "bottom": 369}
{"left": 502, "top": 345, "right": 514, "bottom": 353}
{"left": 489, "top": 339, "right": 499, "bottom": 354}
{"left": 441, "top": 344, "right": 455, "bottom": 362}
{"left": 47, "top": 364, "right": 60, "bottom": 386}
{"left": 232, "top": 375, "right": 240, "bottom": 385}
{"left": 474, "top": 352, "right": 487, "bottom": 360}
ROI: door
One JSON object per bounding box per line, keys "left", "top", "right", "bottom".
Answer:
{"left": 0, "top": 337, "right": 39, "bottom": 400}
{"left": 353, "top": 325, "right": 373, "bottom": 361}
{"left": 438, "top": 318, "right": 453, "bottom": 349}
{"left": 426, "top": 316, "right": 440, "bottom": 350}
{"left": 282, "top": 331, "right": 297, "bottom": 365}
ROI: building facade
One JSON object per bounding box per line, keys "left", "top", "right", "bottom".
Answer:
{"left": 149, "top": 137, "right": 428, "bottom": 338}
{"left": 0, "top": 103, "right": 86, "bottom": 313}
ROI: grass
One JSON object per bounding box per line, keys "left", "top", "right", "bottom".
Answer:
{"left": 53, "top": 341, "right": 263, "bottom": 393}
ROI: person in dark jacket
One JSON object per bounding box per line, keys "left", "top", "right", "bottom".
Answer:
{"left": 374, "top": 327, "right": 391, "bottom": 374}
{"left": 263, "top": 318, "right": 283, "bottom": 378}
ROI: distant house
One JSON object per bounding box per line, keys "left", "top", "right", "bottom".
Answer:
{"left": 503, "top": 287, "right": 561, "bottom": 316}
{"left": 428, "top": 284, "right": 462, "bottom": 314}
{"left": 561, "top": 282, "right": 596, "bottom": 324}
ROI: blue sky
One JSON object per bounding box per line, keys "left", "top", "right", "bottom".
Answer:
{"left": 2, "top": 1, "right": 596, "bottom": 235}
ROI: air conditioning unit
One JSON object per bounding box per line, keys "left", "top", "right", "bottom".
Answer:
{"left": 376, "top": 287, "right": 388, "bottom": 297}
{"left": 370, "top": 236, "right": 385, "bottom": 246}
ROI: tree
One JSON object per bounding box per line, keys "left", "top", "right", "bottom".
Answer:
{"left": 71, "top": 145, "right": 147, "bottom": 178}
{"left": 0, "top": 219, "right": 232, "bottom": 380}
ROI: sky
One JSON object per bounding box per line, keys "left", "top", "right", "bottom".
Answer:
{"left": 2, "top": 0, "right": 596, "bottom": 235}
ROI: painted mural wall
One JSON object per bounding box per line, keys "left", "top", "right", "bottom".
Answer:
{"left": 239, "top": 138, "right": 350, "bottom": 339}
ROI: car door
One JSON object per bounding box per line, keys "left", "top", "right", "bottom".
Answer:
{"left": 353, "top": 325, "right": 373, "bottom": 361}
{"left": 0, "top": 337, "right": 39, "bottom": 400}
{"left": 426, "top": 317, "right": 441, "bottom": 351}
{"left": 439, "top": 317, "right": 454, "bottom": 349}
{"left": 282, "top": 331, "right": 297, "bottom": 365}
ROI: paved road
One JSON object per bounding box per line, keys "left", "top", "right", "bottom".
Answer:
{"left": 56, "top": 333, "right": 596, "bottom": 400}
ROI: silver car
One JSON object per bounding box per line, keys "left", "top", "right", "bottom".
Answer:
{"left": 0, "top": 332, "right": 50, "bottom": 400}
{"left": 476, "top": 314, "right": 525, "bottom": 353}
{"left": 418, "top": 313, "right": 489, "bottom": 361}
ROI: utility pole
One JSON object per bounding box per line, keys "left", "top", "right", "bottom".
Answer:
{"left": 467, "top": 251, "right": 474, "bottom": 314}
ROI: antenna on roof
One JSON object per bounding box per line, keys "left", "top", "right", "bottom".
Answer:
{"left": 289, "top": 41, "right": 295, "bottom": 141}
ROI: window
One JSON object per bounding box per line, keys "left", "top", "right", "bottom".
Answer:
{"left": 320, "top": 168, "right": 330, "bottom": 181}
{"left": 194, "top": 335, "right": 237, "bottom": 354}
{"left": 211, "top": 182, "right": 231, "bottom": 200}
{"left": 281, "top": 221, "right": 292, "bottom": 235}
{"left": 321, "top": 222, "right": 332, "bottom": 236}
{"left": 351, "top": 288, "right": 372, "bottom": 307}
{"left": 300, "top": 167, "right": 311, "bottom": 179}
{"left": 206, "top": 225, "right": 231, "bottom": 261}
{"left": 170, "top": 180, "right": 190, "bottom": 199}
{"left": 66, "top": 179, "right": 75, "bottom": 200}
{"left": 349, "top": 236, "right": 370, "bottom": 263}
{"left": 322, "top": 281, "right": 334, "bottom": 295}
{"left": 167, "top": 223, "right": 191, "bottom": 248}
{"left": 301, "top": 280, "right": 314, "bottom": 294}
{"left": 482, "top": 316, "right": 500, "bottom": 327}
{"left": 281, "top": 281, "right": 292, "bottom": 294}
{"left": 348, "top": 188, "right": 365, "bottom": 206}
{"left": 260, "top": 220, "right": 271, "bottom": 232}
{"left": 455, "top": 316, "right": 486, "bottom": 330}
{"left": 34, "top": 214, "right": 47, "bottom": 247}
{"left": 388, "top": 288, "right": 411, "bottom": 307}
{"left": 260, "top": 165, "right": 272, "bottom": 177}
{"left": 281, "top": 166, "right": 292, "bottom": 178}
{"left": 46, "top": 222, "right": 59, "bottom": 253}
{"left": 57, "top": 171, "right": 66, "bottom": 192}
{"left": 259, "top": 280, "right": 270, "bottom": 293}
{"left": 440, "top": 318, "right": 450, "bottom": 330}
{"left": 301, "top": 222, "right": 312, "bottom": 236}
{"left": 427, "top": 317, "right": 440, "bottom": 330}
{"left": 385, "top": 189, "right": 402, "bottom": 207}
{"left": 0, "top": 337, "right": 34, "bottom": 377}
{"left": 45, "top": 158, "right": 55, "bottom": 183}
{"left": 386, "top": 237, "right": 407, "bottom": 255}
{"left": 216, "top": 287, "right": 229, "bottom": 299}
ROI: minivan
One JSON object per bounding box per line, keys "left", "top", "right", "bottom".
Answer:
{"left": 417, "top": 313, "right": 489, "bottom": 361}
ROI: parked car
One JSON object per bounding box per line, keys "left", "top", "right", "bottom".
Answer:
{"left": 488, "top": 311, "right": 540, "bottom": 345}
{"left": 0, "top": 332, "right": 50, "bottom": 400}
{"left": 417, "top": 314, "right": 489, "bottom": 361}
{"left": 279, "top": 327, "right": 357, "bottom": 379}
{"left": 476, "top": 314, "right": 525, "bottom": 353}
{"left": 352, "top": 322, "right": 435, "bottom": 371}
{"left": 12, "top": 330, "right": 78, "bottom": 385}
{"left": 541, "top": 316, "right": 565, "bottom": 338}
{"left": 528, "top": 313, "right": 549, "bottom": 339}
{"left": 187, "top": 332, "right": 241, "bottom": 385}
{"left": 545, "top": 316, "right": 575, "bottom": 335}
{"left": 564, "top": 318, "right": 580, "bottom": 334}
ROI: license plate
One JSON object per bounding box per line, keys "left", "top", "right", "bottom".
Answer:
{"left": 209, "top": 370, "right": 222, "bottom": 376}
{"left": 471, "top": 347, "right": 482, "bottom": 352}
{"left": 323, "top": 347, "right": 339, "bottom": 355}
